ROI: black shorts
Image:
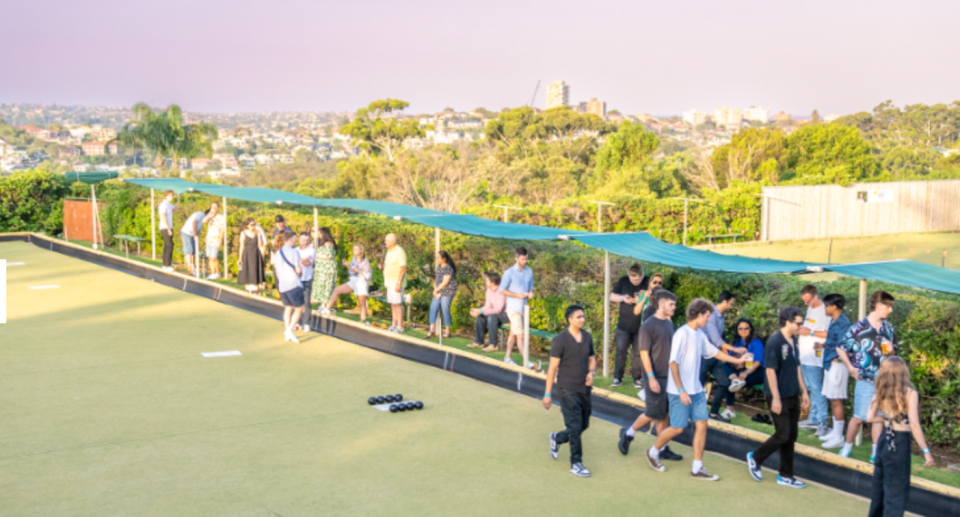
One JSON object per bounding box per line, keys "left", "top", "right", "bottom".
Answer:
{"left": 643, "top": 376, "right": 669, "bottom": 420}
{"left": 280, "top": 286, "right": 305, "bottom": 307}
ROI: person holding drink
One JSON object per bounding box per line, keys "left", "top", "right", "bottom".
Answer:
{"left": 819, "top": 294, "right": 853, "bottom": 449}
{"left": 721, "top": 318, "right": 766, "bottom": 417}
{"left": 836, "top": 290, "right": 898, "bottom": 462}
{"left": 798, "top": 285, "right": 832, "bottom": 437}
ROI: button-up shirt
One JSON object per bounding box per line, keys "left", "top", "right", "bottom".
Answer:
{"left": 703, "top": 308, "right": 725, "bottom": 348}
{"left": 481, "top": 287, "right": 506, "bottom": 315}
{"left": 823, "top": 312, "right": 851, "bottom": 365}
{"left": 500, "top": 265, "right": 533, "bottom": 314}
{"left": 840, "top": 317, "right": 897, "bottom": 381}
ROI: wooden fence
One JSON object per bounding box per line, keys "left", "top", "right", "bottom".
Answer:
{"left": 761, "top": 180, "right": 960, "bottom": 241}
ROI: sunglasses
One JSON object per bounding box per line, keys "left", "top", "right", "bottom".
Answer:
{"left": 737, "top": 326, "right": 751, "bottom": 331}
{"left": 651, "top": 280, "right": 663, "bottom": 286}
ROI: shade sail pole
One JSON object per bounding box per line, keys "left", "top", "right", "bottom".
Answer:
{"left": 223, "top": 196, "right": 229, "bottom": 280}
{"left": 436, "top": 227, "right": 442, "bottom": 346}
{"left": 603, "top": 250, "right": 610, "bottom": 377}
{"left": 523, "top": 304, "right": 530, "bottom": 370}
{"left": 90, "top": 186, "right": 98, "bottom": 249}
{"left": 313, "top": 208, "right": 319, "bottom": 249}
{"left": 151, "top": 189, "right": 156, "bottom": 260}
{"left": 683, "top": 199, "right": 688, "bottom": 246}
{"left": 858, "top": 279, "right": 867, "bottom": 320}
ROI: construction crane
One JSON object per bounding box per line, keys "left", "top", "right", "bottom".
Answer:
{"left": 527, "top": 80, "right": 540, "bottom": 108}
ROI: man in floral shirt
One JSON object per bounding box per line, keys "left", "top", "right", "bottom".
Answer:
{"left": 837, "top": 290, "right": 897, "bottom": 461}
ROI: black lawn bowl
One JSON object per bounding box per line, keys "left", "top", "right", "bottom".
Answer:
{"left": 395, "top": 394, "right": 403, "bottom": 402}
{"left": 368, "top": 397, "right": 377, "bottom": 405}
{"left": 415, "top": 401, "right": 424, "bottom": 410}
{"left": 389, "top": 404, "right": 398, "bottom": 413}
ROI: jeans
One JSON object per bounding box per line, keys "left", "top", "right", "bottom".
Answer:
{"left": 429, "top": 295, "right": 453, "bottom": 327}
{"left": 724, "top": 367, "right": 765, "bottom": 406}
{"left": 613, "top": 329, "right": 641, "bottom": 381}
{"left": 753, "top": 395, "right": 800, "bottom": 478}
{"left": 474, "top": 312, "right": 508, "bottom": 345}
{"left": 801, "top": 365, "right": 827, "bottom": 424}
{"left": 869, "top": 430, "right": 911, "bottom": 517}
{"left": 301, "top": 280, "right": 313, "bottom": 327}
{"left": 555, "top": 387, "right": 592, "bottom": 465}
{"left": 702, "top": 357, "right": 731, "bottom": 415}
{"left": 162, "top": 230, "right": 174, "bottom": 267}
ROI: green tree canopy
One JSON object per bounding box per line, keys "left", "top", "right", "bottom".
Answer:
{"left": 116, "top": 103, "right": 218, "bottom": 171}
{"left": 784, "top": 123, "right": 877, "bottom": 184}
{"left": 339, "top": 99, "right": 424, "bottom": 161}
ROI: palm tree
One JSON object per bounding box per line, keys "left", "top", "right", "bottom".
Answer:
{"left": 116, "top": 103, "right": 218, "bottom": 173}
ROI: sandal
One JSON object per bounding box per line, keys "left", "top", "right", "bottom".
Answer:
{"left": 442, "top": 332, "right": 451, "bottom": 339}
{"left": 425, "top": 331, "right": 437, "bottom": 339}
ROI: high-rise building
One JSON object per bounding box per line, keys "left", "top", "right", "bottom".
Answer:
{"left": 683, "top": 109, "right": 707, "bottom": 126}
{"left": 546, "top": 81, "right": 569, "bottom": 109}
{"left": 744, "top": 106, "right": 770, "bottom": 123}
{"left": 712, "top": 106, "right": 743, "bottom": 128}
{"left": 585, "top": 98, "right": 606, "bottom": 117}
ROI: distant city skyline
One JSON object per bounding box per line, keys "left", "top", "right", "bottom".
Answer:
{"left": 1, "top": 0, "right": 958, "bottom": 116}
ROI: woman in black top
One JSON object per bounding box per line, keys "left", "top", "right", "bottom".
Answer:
{"left": 426, "top": 251, "right": 458, "bottom": 339}
{"left": 237, "top": 218, "right": 265, "bottom": 293}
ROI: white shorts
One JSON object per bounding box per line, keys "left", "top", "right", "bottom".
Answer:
{"left": 348, "top": 277, "right": 369, "bottom": 297}
{"left": 386, "top": 285, "right": 404, "bottom": 305}
{"left": 506, "top": 309, "right": 524, "bottom": 336}
{"left": 822, "top": 360, "right": 850, "bottom": 400}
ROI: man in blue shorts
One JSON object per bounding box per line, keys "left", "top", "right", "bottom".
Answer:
{"left": 644, "top": 298, "right": 744, "bottom": 481}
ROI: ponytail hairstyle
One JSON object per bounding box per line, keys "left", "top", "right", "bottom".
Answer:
{"left": 438, "top": 250, "right": 456, "bottom": 276}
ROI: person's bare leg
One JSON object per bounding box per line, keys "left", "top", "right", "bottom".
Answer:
{"left": 289, "top": 307, "right": 303, "bottom": 332}
{"left": 504, "top": 334, "right": 516, "bottom": 358}
{"left": 358, "top": 295, "right": 367, "bottom": 321}
{"left": 845, "top": 417, "right": 863, "bottom": 444}
{"left": 283, "top": 307, "right": 293, "bottom": 331}
{"left": 326, "top": 284, "right": 351, "bottom": 309}
{"left": 392, "top": 304, "right": 403, "bottom": 329}
{"left": 871, "top": 421, "right": 881, "bottom": 444}
{"left": 185, "top": 256, "right": 193, "bottom": 274}
{"left": 831, "top": 400, "right": 845, "bottom": 423}
{"left": 692, "top": 420, "right": 707, "bottom": 461}
{"left": 654, "top": 426, "right": 684, "bottom": 450}
{"left": 630, "top": 414, "right": 652, "bottom": 432}
{"left": 656, "top": 418, "right": 669, "bottom": 437}
{"left": 212, "top": 258, "right": 220, "bottom": 275}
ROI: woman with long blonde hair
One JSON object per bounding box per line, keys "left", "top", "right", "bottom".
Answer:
{"left": 866, "top": 357, "right": 934, "bottom": 516}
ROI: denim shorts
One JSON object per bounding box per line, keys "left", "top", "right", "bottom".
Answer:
{"left": 181, "top": 232, "right": 196, "bottom": 255}
{"left": 853, "top": 379, "right": 875, "bottom": 421}
{"left": 280, "top": 286, "right": 305, "bottom": 307}
{"left": 668, "top": 391, "right": 708, "bottom": 429}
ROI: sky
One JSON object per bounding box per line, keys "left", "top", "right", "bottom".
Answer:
{"left": 1, "top": 0, "right": 959, "bottom": 116}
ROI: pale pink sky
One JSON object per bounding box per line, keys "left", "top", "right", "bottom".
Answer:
{"left": 1, "top": 0, "right": 958, "bottom": 116}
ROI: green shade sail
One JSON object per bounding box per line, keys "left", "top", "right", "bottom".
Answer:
{"left": 64, "top": 171, "right": 119, "bottom": 185}
{"left": 827, "top": 261, "right": 960, "bottom": 295}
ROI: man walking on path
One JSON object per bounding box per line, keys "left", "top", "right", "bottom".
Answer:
{"left": 746, "top": 307, "right": 811, "bottom": 489}
{"left": 645, "top": 298, "right": 745, "bottom": 481}
{"left": 158, "top": 190, "right": 177, "bottom": 272}
{"left": 819, "top": 294, "right": 852, "bottom": 449}
{"left": 618, "top": 290, "right": 682, "bottom": 462}
{"left": 545, "top": 305, "right": 596, "bottom": 477}
{"left": 798, "top": 285, "right": 831, "bottom": 436}
{"left": 381, "top": 233, "right": 407, "bottom": 333}
{"left": 703, "top": 291, "right": 747, "bottom": 422}
{"left": 610, "top": 263, "right": 650, "bottom": 388}
{"left": 837, "top": 290, "right": 898, "bottom": 462}
{"left": 500, "top": 247, "right": 534, "bottom": 366}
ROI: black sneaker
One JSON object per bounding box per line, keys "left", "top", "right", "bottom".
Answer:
{"left": 633, "top": 379, "right": 644, "bottom": 389}
{"left": 611, "top": 378, "right": 623, "bottom": 388}
{"left": 709, "top": 413, "right": 731, "bottom": 423}
{"left": 549, "top": 433, "right": 559, "bottom": 460}
{"left": 659, "top": 446, "right": 683, "bottom": 461}
{"left": 570, "top": 462, "right": 591, "bottom": 477}
{"left": 618, "top": 427, "right": 634, "bottom": 455}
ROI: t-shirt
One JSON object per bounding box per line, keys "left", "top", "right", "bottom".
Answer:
{"left": 764, "top": 331, "right": 801, "bottom": 398}
{"left": 637, "top": 316, "right": 674, "bottom": 377}
{"left": 298, "top": 245, "right": 315, "bottom": 281}
{"left": 383, "top": 246, "right": 407, "bottom": 286}
{"left": 803, "top": 303, "right": 831, "bottom": 334}
{"left": 435, "top": 264, "right": 457, "bottom": 297}
{"left": 799, "top": 303, "right": 831, "bottom": 368}
{"left": 158, "top": 200, "right": 175, "bottom": 230}
{"left": 500, "top": 265, "right": 534, "bottom": 314}
{"left": 666, "top": 324, "right": 719, "bottom": 396}
{"left": 641, "top": 303, "right": 657, "bottom": 322}
{"left": 612, "top": 275, "right": 649, "bottom": 333}
{"left": 180, "top": 211, "right": 205, "bottom": 236}
{"left": 272, "top": 245, "right": 303, "bottom": 294}
{"left": 549, "top": 329, "right": 595, "bottom": 394}
{"left": 734, "top": 336, "right": 765, "bottom": 367}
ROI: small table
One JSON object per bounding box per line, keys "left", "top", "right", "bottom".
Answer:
{"left": 114, "top": 234, "right": 146, "bottom": 259}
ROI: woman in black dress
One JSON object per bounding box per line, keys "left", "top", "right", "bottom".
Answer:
{"left": 238, "top": 218, "right": 265, "bottom": 293}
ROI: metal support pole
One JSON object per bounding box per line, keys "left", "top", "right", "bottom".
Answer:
{"left": 195, "top": 237, "right": 201, "bottom": 278}
{"left": 504, "top": 207, "right": 508, "bottom": 222}
{"left": 683, "top": 199, "right": 689, "bottom": 246}
{"left": 603, "top": 250, "right": 610, "bottom": 377}
{"left": 435, "top": 227, "right": 441, "bottom": 267}
{"left": 858, "top": 279, "right": 868, "bottom": 320}
{"left": 223, "top": 196, "right": 229, "bottom": 279}
{"left": 150, "top": 188, "right": 156, "bottom": 260}
{"left": 313, "top": 207, "right": 319, "bottom": 249}
{"left": 91, "top": 186, "right": 98, "bottom": 249}
{"left": 523, "top": 304, "right": 530, "bottom": 369}
{"left": 597, "top": 204, "right": 602, "bottom": 233}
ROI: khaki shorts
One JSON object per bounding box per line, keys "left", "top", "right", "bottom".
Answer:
{"left": 387, "top": 285, "right": 404, "bottom": 305}
{"left": 506, "top": 309, "right": 524, "bottom": 336}
{"left": 822, "top": 360, "right": 850, "bottom": 400}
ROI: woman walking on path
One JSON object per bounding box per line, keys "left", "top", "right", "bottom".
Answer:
{"left": 426, "top": 251, "right": 458, "bottom": 339}
{"left": 323, "top": 244, "right": 372, "bottom": 322}
{"left": 867, "top": 357, "right": 934, "bottom": 517}
{"left": 237, "top": 218, "right": 265, "bottom": 293}
{"left": 312, "top": 227, "right": 338, "bottom": 312}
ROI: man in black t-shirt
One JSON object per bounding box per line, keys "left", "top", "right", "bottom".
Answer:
{"left": 617, "top": 290, "right": 683, "bottom": 462}
{"left": 610, "top": 264, "right": 651, "bottom": 388}
{"left": 747, "top": 307, "right": 811, "bottom": 489}
{"left": 544, "top": 305, "right": 596, "bottom": 478}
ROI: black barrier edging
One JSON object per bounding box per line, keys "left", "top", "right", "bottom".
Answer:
{"left": 7, "top": 233, "right": 959, "bottom": 517}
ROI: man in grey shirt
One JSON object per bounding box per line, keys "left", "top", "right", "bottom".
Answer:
{"left": 701, "top": 290, "right": 747, "bottom": 422}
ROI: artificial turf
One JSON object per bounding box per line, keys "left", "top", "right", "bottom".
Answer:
{"left": 0, "top": 241, "right": 876, "bottom": 516}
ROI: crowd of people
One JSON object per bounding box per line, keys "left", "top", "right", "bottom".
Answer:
{"left": 156, "top": 194, "right": 936, "bottom": 513}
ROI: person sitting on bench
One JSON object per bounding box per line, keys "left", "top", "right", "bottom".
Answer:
{"left": 721, "top": 317, "right": 766, "bottom": 419}
{"left": 468, "top": 272, "right": 507, "bottom": 352}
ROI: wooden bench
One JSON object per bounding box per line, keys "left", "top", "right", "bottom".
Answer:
{"left": 114, "top": 234, "right": 145, "bottom": 258}
{"left": 498, "top": 324, "right": 558, "bottom": 351}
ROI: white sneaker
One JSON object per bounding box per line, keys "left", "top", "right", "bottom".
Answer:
{"left": 728, "top": 379, "right": 746, "bottom": 392}
{"left": 302, "top": 325, "right": 310, "bottom": 332}
{"left": 284, "top": 330, "right": 300, "bottom": 343}
{"left": 822, "top": 435, "right": 846, "bottom": 449}
{"left": 319, "top": 308, "right": 330, "bottom": 316}
{"left": 207, "top": 274, "right": 220, "bottom": 280}
{"left": 162, "top": 266, "right": 175, "bottom": 272}
{"left": 504, "top": 358, "right": 517, "bottom": 366}
{"left": 838, "top": 444, "right": 853, "bottom": 457}
{"left": 720, "top": 408, "right": 736, "bottom": 420}
{"left": 797, "top": 418, "right": 818, "bottom": 429}
{"left": 387, "top": 326, "right": 397, "bottom": 332}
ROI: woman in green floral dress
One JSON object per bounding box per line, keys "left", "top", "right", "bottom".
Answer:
{"left": 312, "top": 227, "right": 338, "bottom": 306}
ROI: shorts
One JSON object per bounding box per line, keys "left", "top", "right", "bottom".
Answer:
{"left": 668, "top": 391, "right": 708, "bottom": 429}
{"left": 853, "top": 379, "right": 875, "bottom": 421}
{"left": 822, "top": 361, "right": 850, "bottom": 400}
{"left": 506, "top": 309, "right": 524, "bottom": 336}
{"left": 181, "top": 232, "right": 196, "bottom": 255}
{"left": 205, "top": 242, "right": 220, "bottom": 258}
{"left": 280, "top": 286, "right": 305, "bottom": 307}
{"left": 348, "top": 277, "right": 369, "bottom": 297}
{"left": 643, "top": 376, "right": 669, "bottom": 420}
{"left": 386, "top": 284, "right": 404, "bottom": 305}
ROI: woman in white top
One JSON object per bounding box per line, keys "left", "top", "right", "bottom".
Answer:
{"left": 271, "top": 228, "right": 304, "bottom": 343}
{"left": 322, "top": 244, "right": 373, "bottom": 324}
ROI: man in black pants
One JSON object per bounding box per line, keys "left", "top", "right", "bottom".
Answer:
{"left": 544, "top": 305, "right": 596, "bottom": 477}
{"left": 618, "top": 289, "right": 683, "bottom": 462}
{"left": 610, "top": 263, "right": 650, "bottom": 388}
{"left": 157, "top": 190, "right": 177, "bottom": 272}
{"left": 747, "top": 307, "right": 810, "bottom": 489}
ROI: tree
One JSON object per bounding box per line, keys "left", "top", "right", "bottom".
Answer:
{"left": 592, "top": 121, "right": 659, "bottom": 191}
{"left": 784, "top": 123, "right": 877, "bottom": 184}
{"left": 339, "top": 99, "right": 424, "bottom": 162}
{"left": 709, "top": 128, "right": 788, "bottom": 187}
{"left": 810, "top": 110, "right": 821, "bottom": 124}
{"left": 608, "top": 109, "right": 622, "bottom": 115}
{"left": 116, "top": 103, "right": 218, "bottom": 171}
